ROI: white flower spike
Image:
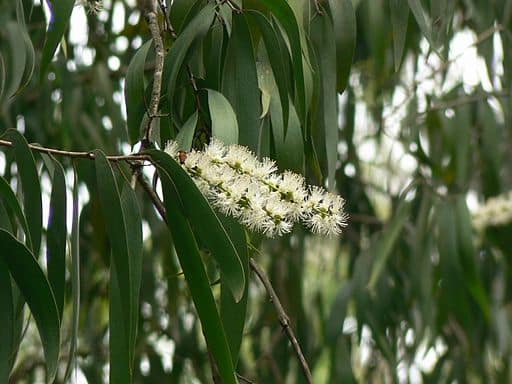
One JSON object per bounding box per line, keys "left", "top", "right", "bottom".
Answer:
{"left": 164, "top": 139, "right": 348, "bottom": 237}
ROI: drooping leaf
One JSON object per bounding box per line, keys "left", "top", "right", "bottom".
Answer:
{"left": 0, "top": 230, "right": 60, "bottom": 382}
{"left": 125, "top": 39, "right": 153, "bottom": 146}
{"left": 14, "top": 0, "right": 35, "bottom": 95}
{"left": 4, "top": 22, "right": 27, "bottom": 99}
{"left": 94, "top": 151, "right": 139, "bottom": 377}
{"left": 0, "top": 258, "right": 14, "bottom": 384}
{"left": 219, "top": 215, "right": 249, "bottom": 366}
{"left": 251, "top": 0, "right": 306, "bottom": 124}
{"left": 248, "top": 10, "right": 290, "bottom": 129}
{"left": 63, "top": 166, "right": 80, "bottom": 383}
{"left": 40, "top": 0, "right": 75, "bottom": 79}
{"left": 309, "top": 9, "right": 338, "bottom": 190}
{"left": 6, "top": 129, "right": 42, "bottom": 257}
{"left": 157, "top": 167, "right": 238, "bottom": 384}
{"left": 222, "top": 13, "right": 261, "bottom": 150}
{"left": 390, "top": 0, "right": 410, "bottom": 71}
{"left": 0, "top": 176, "right": 32, "bottom": 248}
{"left": 175, "top": 111, "right": 198, "bottom": 151}
{"left": 207, "top": 89, "right": 239, "bottom": 145}
{"left": 407, "top": 0, "right": 433, "bottom": 47}
{"left": 162, "top": 2, "right": 216, "bottom": 142}
{"left": 328, "top": 0, "right": 356, "bottom": 91}
{"left": 46, "top": 157, "right": 67, "bottom": 320}
{"left": 147, "top": 150, "right": 245, "bottom": 302}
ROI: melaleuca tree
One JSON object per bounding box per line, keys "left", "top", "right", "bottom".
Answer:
{"left": 1, "top": 0, "right": 512, "bottom": 383}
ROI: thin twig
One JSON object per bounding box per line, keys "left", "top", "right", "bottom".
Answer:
{"left": 143, "top": 3, "right": 165, "bottom": 148}
{"left": 0, "top": 139, "right": 149, "bottom": 162}
{"left": 422, "top": 89, "right": 511, "bottom": 113}
{"left": 248, "top": 258, "right": 314, "bottom": 384}
{"left": 136, "top": 171, "right": 168, "bottom": 222}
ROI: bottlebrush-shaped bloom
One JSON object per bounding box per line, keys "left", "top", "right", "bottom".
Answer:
{"left": 472, "top": 190, "right": 512, "bottom": 231}
{"left": 164, "top": 139, "right": 348, "bottom": 237}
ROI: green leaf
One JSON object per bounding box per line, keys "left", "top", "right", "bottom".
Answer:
{"left": 368, "top": 201, "right": 410, "bottom": 290}
{"left": 147, "top": 150, "right": 245, "bottom": 302}
{"left": 310, "top": 9, "right": 338, "bottom": 190}
{"left": 162, "top": 2, "right": 216, "bottom": 141}
{"left": 0, "top": 229, "right": 60, "bottom": 382}
{"left": 63, "top": 167, "right": 80, "bottom": 383}
{"left": 6, "top": 130, "right": 42, "bottom": 257}
{"left": 328, "top": 0, "right": 356, "bottom": 91}
{"left": 40, "top": 0, "right": 75, "bottom": 79}
{"left": 125, "top": 39, "right": 152, "bottom": 146}
{"left": 220, "top": 215, "right": 249, "bottom": 366}
{"left": 0, "top": 257, "right": 14, "bottom": 384}
{"left": 0, "top": 54, "right": 5, "bottom": 100}
{"left": 222, "top": 13, "right": 261, "bottom": 150}
{"left": 407, "top": 0, "right": 433, "bottom": 47}
{"left": 4, "top": 22, "right": 27, "bottom": 99}
{"left": 390, "top": 0, "right": 410, "bottom": 71}
{"left": 157, "top": 167, "right": 237, "bottom": 384}
{"left": 175, "top": 111, "right": 198, "bottom": 151}
{"left": 248, "top": 10, "right": 290, "bottom": 129}
{"left": 46, "top": 157, "right": 67, "bottom": 321}
{"left": 207, "top": 89, "right": 239, "bottom": 145}
{"left": 252, "top": 0, "right": 306, "bottom": 124}
{"left": 0, "top": 176, "right": 32, "bottom": 248}
{"left": 94, "top": 151, "right": 140, "bottom": 376}
{"left": 14, "top": 0, "right": 35, "bottom": 95}
{"left": 326, "top": 282, "right": 354, "bottom": 341}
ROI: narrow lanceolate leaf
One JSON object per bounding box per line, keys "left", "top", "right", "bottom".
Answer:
{"left": 390, "top": 0, "right": 410, "bottom": 71}
{"left": 328, "top": 0, "right": 356, "bottom": 92}
{"left": 120, "top": 186, "right": 143, "bottom": 367}
{"left": 247, "top": 10, "right": 290, "bottom": 130}
{"left": 222, "top": 13, "right": 261, "bottom": 150}
{"left": 147, "top": 150, "right": 245, "bottom": 302}
{"left": 0, "top": 258, "right": 14, "bottom": 384}
{"left": 162, "top": 3, "right": 216, "bottom": 124}
{"left": 15, "top": 0, "right": 35, "bottom": 95}
{"left": 251, "top": 0, "right": 306, "bottom": 124}
{"left": 40, "top": 0, "right": 75, "bottom": 79}
{"left": 94, "top": 151, "right": 140, "bottom": 377}
{"left": 310, "top": 10, "right": 338, "bottom": 190}
{"left": 407, "top": 0, "right": 433, "bottom": 47}
{"left": 6, "top": 129, "right": 42, "bottom": 257}
{"left": 4, "top": 22, "right": 27, "bottom": 99}
{"left": 63, "top": 167, "right": 80, "bottom": 383}
{"left": 158, "top": 168, "right": 237, "bottom": 384}
{"left": 220, "top": 215, "right": 249, "bottom": 366}
{"left": 207, "top": 89, "right": 239, "bottom": 145}
{"left": 125, "top": 39, "right": 152, "bottom": 145}
{"left": 175, "top": 111, "right": 198, "bottom": 151}
{"left": 46, "top": 157, "right": 67, "bottom": 320}
{"left": 0, "top": 54, "right": 6, "bottom": 100}
{"left": 0, "top": 230, "right": 60, "bottom": 382}
{"left": 0, "top": 176, "right": 32, "bottom": 249}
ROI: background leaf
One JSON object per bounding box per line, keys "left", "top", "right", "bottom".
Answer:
{"left": 207, "top": 89, "right": 239, "bottom": 145}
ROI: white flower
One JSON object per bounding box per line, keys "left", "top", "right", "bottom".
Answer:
{"left": 163, "top": 140, "right": 348, "bottom": 237}
{"left": 472, "top": 191, "right": 512, "bottom": 231}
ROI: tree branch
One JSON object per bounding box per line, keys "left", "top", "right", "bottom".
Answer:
{"left": 249, "top": 257, "right": 314, "bottom": 384}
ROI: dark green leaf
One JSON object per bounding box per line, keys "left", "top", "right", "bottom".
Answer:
{"left": 40, "top": 0, "right": 75, "bottom": 79}
{"left": 0, "top": 176, "right": 31, "bottom": 248}
{"left": 220, "top": 215, "right": 248, "bottom": 366}
{"left": 222, "top": 13, "right": 261, "bottom": 150}
{"left": 94, "top": 151, "right": 138, "bottom": 376}
{"left": 248, "top": 10, "right": 290, "bottom": 129}
{"left": 390, "top": 0, "right": 410, "bottom": 71}
{"left": 326, "top": 282, "right": 354, "bottom": 341}
{"left": 252, "top": 0, "right": 306, "bottom": 124}
{"left": 46, "top": 157, "right": 67, "bottom": 321}
{"left": 407, "top": 0, "right": 433, "bottom": 46}
{"left": 125, "top": 39, "right": 152, "bottom": 145}
{"left": 0, "top": 257, "right": 14, "bottom": 384}
{"left": 158, "top": 167, "right": 237, "bottom": 384}
{"left": 0, "top": 229, "right": 60, "bottom": 382}
{"left": 4, "top": 22, "right": 27, "bottom": 99}
{"left": 147, "top": 150, "right": 245, "bottom": 302}
{"left": 162, "top": 2, "right": 216, "bottom": 140}
{"left": 207, "top": 89, "right": 239, "bottom": 145}
{"left": 175, "top": 111, "right": 198, "bottom": 151}
{"left": 6, "top": 129, "right": 42, "bottom": 256}
{"left": 328, "top": 0, "right": 356, "bottom": 91}
{"left": 63, "top": 167, "right": 80, "bottom": 383}
{"left": 15, "top": 0, "right": 35, "bottom": 95}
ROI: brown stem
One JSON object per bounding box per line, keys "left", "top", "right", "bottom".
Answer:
{"left": 0, "top": 139, "right": 148, "bottom": 162}
{"left": 248, "top": 258, "right": 314, "bottom": 384}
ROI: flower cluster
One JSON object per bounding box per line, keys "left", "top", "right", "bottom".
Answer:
{"left": 78, "top": 0, "right": 103, "bottom": 14}
{"left": 472, "top": 190, "right": 512, "bottom": 231}
{"left": 164, "top": 139, "right": 348, "bottom": 237}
